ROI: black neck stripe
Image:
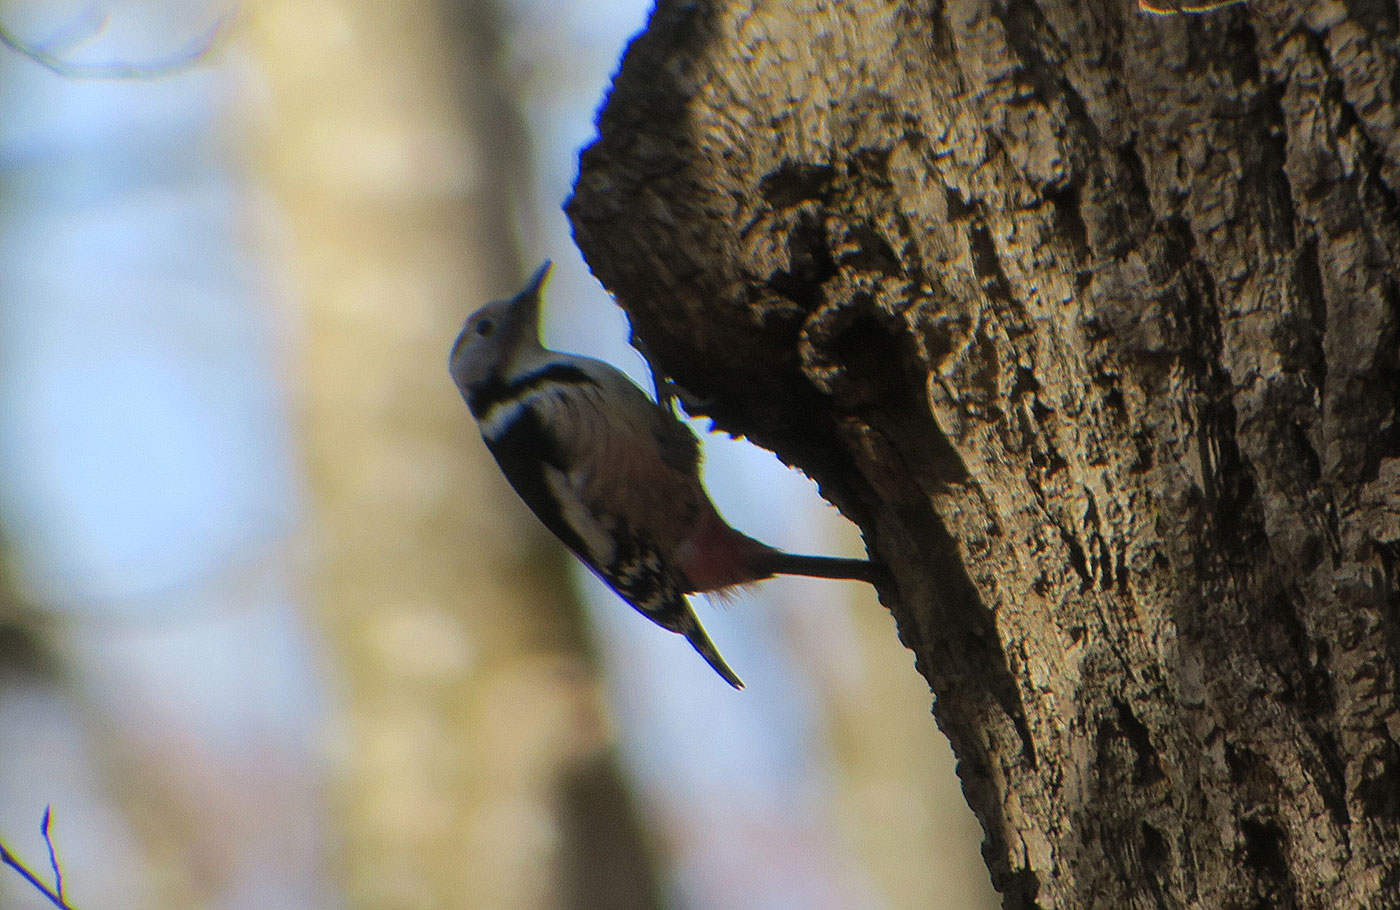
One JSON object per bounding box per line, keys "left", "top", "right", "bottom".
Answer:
{"left": 468, "top": 363, "right": 597, "bottom": 418}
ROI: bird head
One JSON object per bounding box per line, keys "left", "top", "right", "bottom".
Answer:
{"left": 449, "top": 260, "right": 552, "bottom": 393}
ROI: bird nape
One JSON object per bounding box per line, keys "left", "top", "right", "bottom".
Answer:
{"left": 449, "top": 261, "right": 884, "bottom": 688}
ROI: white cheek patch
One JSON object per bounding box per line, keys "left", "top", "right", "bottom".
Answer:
{"left": 545, "top": 465, "right": 615, "bottom": 568}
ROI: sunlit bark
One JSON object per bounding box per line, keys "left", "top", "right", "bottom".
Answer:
{"left": 570, "top": 1, "right": 1400, "bottom": 906}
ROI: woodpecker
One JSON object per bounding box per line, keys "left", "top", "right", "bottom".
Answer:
{"left": 449, "top": 261, "right": 882, "bottom": 688}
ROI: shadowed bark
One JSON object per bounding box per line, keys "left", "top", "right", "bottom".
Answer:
{"left": 567, "top": 1, "right": 1400, "bottom": 907}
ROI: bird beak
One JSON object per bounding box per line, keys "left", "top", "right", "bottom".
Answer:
{"left": 508, "top": 260, "right": 553, "bottom": 344}
{"left": 523, "top": 261, "right": 552, "bottom": 299}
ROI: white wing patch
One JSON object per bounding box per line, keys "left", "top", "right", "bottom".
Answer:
{"left": 544, "top": 463, "right": 615, "bottom": 568}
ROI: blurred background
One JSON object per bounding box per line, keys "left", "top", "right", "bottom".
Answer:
{"left": 0, "top": 1, "right": 995, "bottom": 907}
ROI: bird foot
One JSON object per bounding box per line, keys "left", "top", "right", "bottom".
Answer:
{"left": 635, "top": 337, "right": 716, "bottom": 418}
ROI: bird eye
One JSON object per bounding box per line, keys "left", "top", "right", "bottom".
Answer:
{"left": 475, "top": 318, "right": 495, "bottom": 337}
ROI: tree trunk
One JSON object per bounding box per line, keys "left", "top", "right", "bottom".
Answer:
{"left": 567, "top": 1, "right": 1400, "bottom": 907}
{"left": 251, "top": 2, "right": 661, "bottom": 907}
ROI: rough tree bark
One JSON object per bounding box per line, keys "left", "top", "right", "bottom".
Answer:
{"left": 567, "top": 1, "right": 1400, "bottom": 907}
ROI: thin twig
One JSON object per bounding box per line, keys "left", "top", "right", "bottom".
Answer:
{"left": 0, "top": 9, "right": 231, "bottom": 80}
{"left": 30, "top": 6, "right": 110, "bottom": 56}
{"left": 41, "top": 806, "right": 63, "bottom": 902}
{"left": 0, "top": 835, "right": 77, "bottom": 910}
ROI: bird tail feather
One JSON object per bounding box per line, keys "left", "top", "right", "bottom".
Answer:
{"left": 679, "top": 614, "right": 744, "bottom": 689}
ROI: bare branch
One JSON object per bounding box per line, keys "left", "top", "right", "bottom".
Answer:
{"left": 0, "top": 7, "right": 232, "bottom": 80}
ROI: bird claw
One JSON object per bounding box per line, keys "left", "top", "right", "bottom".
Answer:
{"left": 657, "top": 379, "right": 716, "bottom": 418}
{"left": 635, "top": 337, "right": 715, "bottom": 418}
